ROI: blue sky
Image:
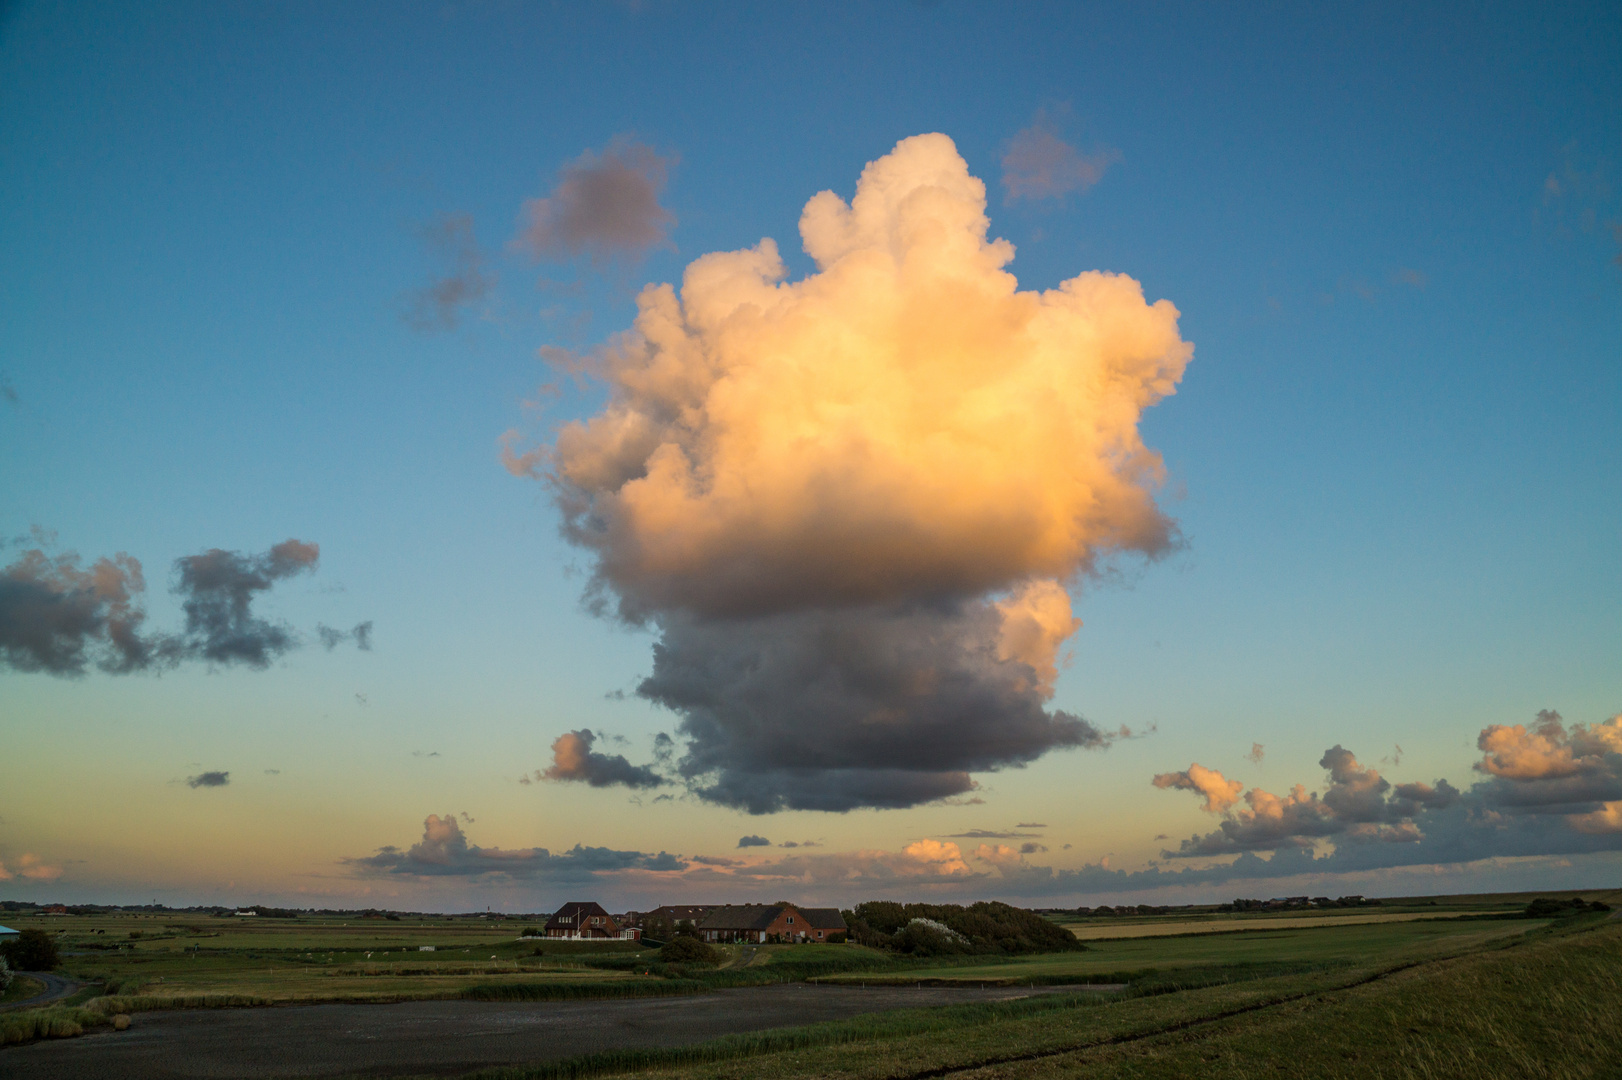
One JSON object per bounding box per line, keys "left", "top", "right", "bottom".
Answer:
{"left": 2, "top": 1, "right": 1619, "bottom": 911}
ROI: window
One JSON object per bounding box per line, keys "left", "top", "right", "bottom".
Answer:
{"left": 787, "top": 916, "right": 794, "bottom": 924}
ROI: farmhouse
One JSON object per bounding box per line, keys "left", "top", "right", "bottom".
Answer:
{"left": 0, "top": 924, "right": 17, "bottom": 939}
{"left": 697, "top": 903, "right": 847, "bottom": 944}
{"left": 543, "top": 901, "right": 639, "bottom": 940}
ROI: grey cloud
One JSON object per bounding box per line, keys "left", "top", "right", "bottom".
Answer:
{"left": 1016, "top": 822, "right": 1048, "bottom": 828}
{"left": 348, "top": 814, "right": 685, "bottom": 879}
{"left": 1001, "top": 110, "right": 1119, "bottom": 204}
{"left": 0, "top": 548, "right": 156, "bottom": 675}
{"left": 187, "top": 771, "right": 230, "bottom": 788}
{"left": 1162, "top": 746, "right": 1455, "bottom": 858}
{"left": 538, "top": 729, "right": 668, "bottom": 790}
{"left": 1019, "top": 841, "right": 1048, "bottom": 854}
{"left": 736, "top": 835, "right": 770, "bottom": 848}
{"left": 1155, "top": 717, "right": 1622, "bottom": 875}
{"left": 403, "top": 213, "right": 492, "bottom": 332}
{"left": 317, "top": 621, "right": 374, "bottom": 651}
{"left": 1, "top": 376, "right": 16, "bottom": 405}
{"left": 639, "top": 603, "right": 1113, "bottom": 814}
{"left": 0, "top": 539, "right": 368, "bottom": 677}
{"left": 948, "top": 829, "right": 1041, "bottom": 839}
{"left": 690, "top": 854, "right": 740, "bottom": 867}
{"left": 515, "top": 139, "right": 674, "bottom": 263}
{"left": 171, "top": 540, "right": 318, "bottom": 667}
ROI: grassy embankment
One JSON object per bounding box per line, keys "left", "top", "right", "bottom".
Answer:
{"left": 434, "top": 913, "right": 1621, "bottom": 1080}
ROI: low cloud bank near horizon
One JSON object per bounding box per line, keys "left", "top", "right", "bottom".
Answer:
{"left": 0, "top": 539, "right": 368, "bottom": 676}
{"left": 1143, "top": 709, "right": 1622, "bottom": 883}
{"left": 510, "top": 133, "right": 1190, "bottom": 813}
{"left": 346, "top": 814, "right": 684, "bottom": 880}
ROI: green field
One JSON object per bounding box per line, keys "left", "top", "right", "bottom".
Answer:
{"left": 440, "top": 914, "right": 1622, "bottom": 1080}
{"left": 2, "top": 891, "right": 1617, "bottom": 1077}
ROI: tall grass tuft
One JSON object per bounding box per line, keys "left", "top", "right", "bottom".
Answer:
{"left": 0, "top": 1006, "right": 109, "bottom": 1046}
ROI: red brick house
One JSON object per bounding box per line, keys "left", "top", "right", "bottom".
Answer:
{"left": 544, "top": 901, "right": 627, "bottom": 940}
{"left": 697, "top": 903, "right": 847, "bottom": 944}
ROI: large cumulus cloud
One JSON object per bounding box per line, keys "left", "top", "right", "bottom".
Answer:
{"left": 510, "top": 134, "right": 1191, "bottom": 812}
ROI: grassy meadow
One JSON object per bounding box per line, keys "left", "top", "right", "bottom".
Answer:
{"left": 1, "top": 889, "right": 1617, "bottom": 1078}
{"left": 442, "top": 911, "right": 1622, "bottom": 1080}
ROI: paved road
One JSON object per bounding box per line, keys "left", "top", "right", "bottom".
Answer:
{"left": 0, "top": 983, "right": 1088, "bottom": 1079}
{"left": 0, "top": 971, "right": 83, "bottom": 1012}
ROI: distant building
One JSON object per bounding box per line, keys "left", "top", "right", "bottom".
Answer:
{"left": 697, "top": 903, "right": 846, "bottom": 944}
{"left": 543, "top": 901, "right": 639, "bottom": 940}
{"left": 234, "top": 910, "right": 260, "bottom": 917}
{"left": 42, "top": 905, "right": 67, "bottom": 916}
{"left": 624, "top": 905, "right": 717, "bottom": 930}
{"left": 0, "top": 924, "right": 18, "bottom": 938}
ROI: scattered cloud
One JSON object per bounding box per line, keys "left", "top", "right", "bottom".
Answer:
{"left": 0, "top": 853, "right": 63, "bottom": 882}
{"left": 514, "top": 138, "right": 675, "bottom": 263}
{"left": 513, "top": 134, "right": 1189, "bottom": 813}
{"left": 3, "top": 537, "right": 350, "bottom": 678}
{"left": 187, "top": 771, "right": 230, "bottom": 788}
{"left": 1016, "top": 822, "right": 1048, "bottom": 828}
{"left": 1246, "top": 743, "right": 1265, "bottom": 764}
{"left": 172, "top": 540, "right": 319, "bottom": 667}
{"left": 317, "top": 621, "right": 373, "bottom": 651}
{"left": 1019, "top": 841, "right": 1048, "bottom": 854}
{"left": 737, "top": 834, "right": 771, "bottom": 848}
{"left": 347, "top": 814, "right": 684, "bottom": 879}
{"left": 534, "top": 729, "right": 667, "bottom": 790}
{"left": 0, "top": 375, "right": 16, "bottom": 405}
{"left": 1391, "top": 267, "right": 1428, "bottom": 289}
{"left": 413, "top": 751, "right": 440, "bottom": 759}
{"left": 947, "top": 829, "right": 1042, "bottom": 839}
{"left": 402, "top": 213, "right": 492, "bottom": 332}
{"left": 1473, "top": 710, "right": 1622, "bottom": 826}
{"left": 0, "top": 547, "right": 155, "bottom": 674}
{"left": 1145, "top": 712, "right": 1622, "bottom": 879}
{"left": 264, "top": 769, "right": 281, "bottom": 775}
{"left": 1152, "top": 763, "right": 1246, "bottom": 814}
{"left": 1001, "top": 109, "right": 1120, "bottom": 203}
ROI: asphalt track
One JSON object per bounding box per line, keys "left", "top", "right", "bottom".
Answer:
{"left": 0, "top": 982, "right": 1104, "bottom": 1079}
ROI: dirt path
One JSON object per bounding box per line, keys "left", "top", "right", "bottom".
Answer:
{"left": 0, "top": 971, "right": 84, "bottom": 1013}
{"left": 0, "top": 982, "right": 1076, "bottom": 1079}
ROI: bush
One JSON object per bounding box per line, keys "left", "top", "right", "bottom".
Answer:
{"left": 844, "top": 901, "right": 1085, "bottom": 955}
{"left": 0, "top": 955, "right": 11, "bottom": 991}
{"left": 1525, "top": 897, "right": 1611, "bottom": 918}
{"left": 659, "top": 936, "right": 720, "bottom": 965}
{"left": 1, "top": 929, "right": 60, "bottom": 971}
{"left": 892, "top": 918, "right": 970, "bottom": 957}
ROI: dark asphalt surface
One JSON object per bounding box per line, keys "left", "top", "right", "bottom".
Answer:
{"left": 0, "top": 982, "right": 1099, "bottom": 1079}
{"left": 0, "top": 971, "right": 82, "bottom": 1013}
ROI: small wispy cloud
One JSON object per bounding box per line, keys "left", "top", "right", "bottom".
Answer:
{"left": 187, "top": 771, "right": 230, "bottom": 788}
{"left": 737, "top": 834, "right": 770, "bottom": 848}
{"left": 1001, "top": 109, "right": 1119, "bottom": 204}
{"left": 514, "top": 138, "right": 675, "bottom": 264}
{"left": 402, "top": 213, "right": 493, "bottom": 332}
